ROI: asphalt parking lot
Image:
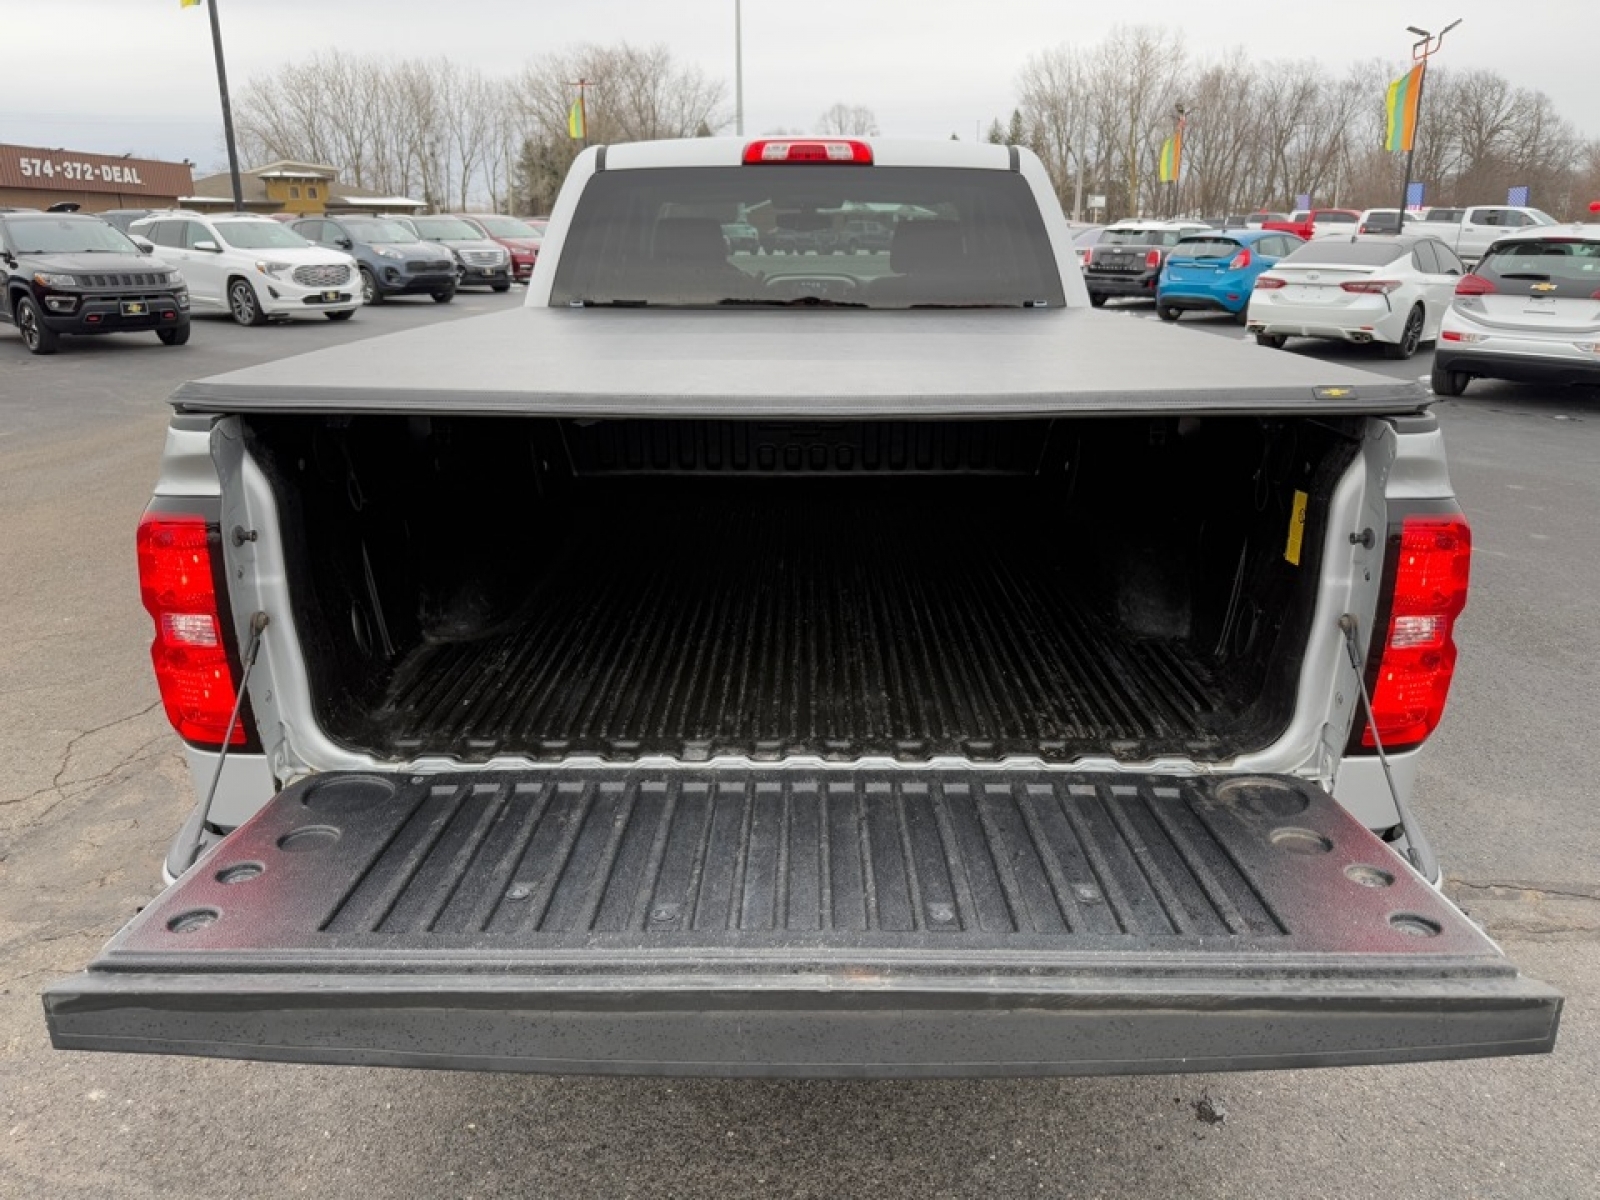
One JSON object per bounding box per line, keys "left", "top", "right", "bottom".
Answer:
{"left": 1, "top": 292, "right": 1597, "bottom": 1199}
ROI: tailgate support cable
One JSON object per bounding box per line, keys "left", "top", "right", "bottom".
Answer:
{"left": 1338, "top": 613, "right": 1438, "bottom": 881}
{"left": 174, "top": 612, "right": 271, "bottom": 876}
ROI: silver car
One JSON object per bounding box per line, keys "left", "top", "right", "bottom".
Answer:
{"left": 1432, "top": 222, "right": 1600, "bottom": 396}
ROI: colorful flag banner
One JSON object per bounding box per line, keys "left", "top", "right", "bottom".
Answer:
{"left": 1295, "top": 193, "right": 1312, "bottom": 211}
{"left": 567, "top": 96, "right": 587, "bottom": 141}
{"left": 1385, "top": 64, "right": 1425, "bottom": 153}
{"left": 181, "top": 0, "right": 202, "bottom": 8}
{"left": 1158, "top": 130, "right": 1182, "bottom": 184}
{"left": 1507, "top": 184, "right": 1530, "bottom": 206}
{"left": 1406, "top": 181, "right": 1425, "bottom": 209}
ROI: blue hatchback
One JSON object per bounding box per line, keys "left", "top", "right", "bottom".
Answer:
{"left": 1157, "top": 229, "right": 1303, "bottom": 322}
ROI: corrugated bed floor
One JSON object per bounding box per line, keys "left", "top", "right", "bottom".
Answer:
{"left": 379, "top": 491, "right": 1226, "bottom": 762}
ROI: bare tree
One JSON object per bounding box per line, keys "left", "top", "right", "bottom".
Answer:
{"left": 234, "top": 52, "right": 515, "bottom": 210}
{"left": 816, "top": 104, "right": 879, "bottom": 136}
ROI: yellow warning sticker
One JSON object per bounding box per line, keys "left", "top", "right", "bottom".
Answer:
{"left": 1285, "top": 489, "right": 1309, "bottom": 565}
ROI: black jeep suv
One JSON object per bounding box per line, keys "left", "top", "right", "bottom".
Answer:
{"left": 0, "top": 212, "right": 190, "bottom": 355}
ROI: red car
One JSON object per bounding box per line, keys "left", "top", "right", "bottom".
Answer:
{"left": 448, "top": 213, "right": 545, "bottom": 282}
{"left": 1263, "top": 208, "right": 1361, "bottom": 241}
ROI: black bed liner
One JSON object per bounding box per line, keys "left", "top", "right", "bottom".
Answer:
{"left": 369, "top": 492, "right": 1239, "bottom": 763}
{"left": 46, "top": 770, "right": 1560, "bottom": 1076}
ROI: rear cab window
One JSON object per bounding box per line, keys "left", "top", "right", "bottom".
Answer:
{"left": 550, "top": 166, "right": 1066, "bottom": 309}
{"left": 1476, "top": 237, "right": 1600, "bottom": 298}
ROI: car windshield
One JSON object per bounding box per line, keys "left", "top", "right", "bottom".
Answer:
{"left": 1101, "top": 228, "right": 1189, "bottom": 247}
{"left": 550, "top": 165, "right": 1065, "bottom": 309}
{"left": 4, "top": 216, "right": 140, "bottom": 255}
{"left": 215, "top": 221, "right": 311, "bottom": 250}
{"left": 345, "top": 219, "right": 416, "bottom": 244}
{"left": 1280, "top": 240, "right": 1406, "bottom": 266}
{"left": 472, "top": 215, "right": 541, "bottom": 238}
{"left": 1525, "top": 209, "right": 1558, "bottom": 226}
{"left": 1170, "top": 237, "right": 1243, "bottom": 259}
{"left": 411, "top": 217, "right": 483, "bottom": 240}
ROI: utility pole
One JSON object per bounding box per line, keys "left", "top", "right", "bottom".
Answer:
{"left": 202, "top": 0, "right": 244, "bottom": 211}
{"left": 734, "top": 1, "right": 744, "bottom": 136}
{"left": 1395, "top": 19, "right": 1461, "bottom": 231}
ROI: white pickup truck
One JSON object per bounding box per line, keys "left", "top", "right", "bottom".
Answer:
{"left": 1404, "top": 205, "right": 1559, "bottom": 265}
{"left": 45, "top": 138, "right": 1560, "bottom": 1077}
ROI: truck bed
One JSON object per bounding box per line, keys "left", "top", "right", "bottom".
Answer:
{"left": 377, "top": 489, "right": 1231, "bottom": 763}
{"left": 171, "top": 308, "right": 1426, "bottom": 419}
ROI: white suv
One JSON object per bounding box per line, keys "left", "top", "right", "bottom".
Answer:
{"left": 130, "top": 212, "right": 360, "bottom": 325}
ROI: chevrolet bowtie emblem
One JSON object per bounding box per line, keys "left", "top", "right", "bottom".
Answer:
{"left": 1530, "top": 282, "right": 1558, "bottom": 292}
{"left": 1317, "top": 386, "right": 1352, "bottom": 399}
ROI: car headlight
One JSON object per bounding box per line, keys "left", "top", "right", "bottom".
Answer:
{"left": 373, "top": 246, "right": 403, "bottom": 259}
{"left": 164, "top": 271, "right": 184, "bottom": 286}
{"left": 255, "top": 260, "right": 293, "bottom": 278}
{"left": 33, "top": 272, "right": 77, "bottom": 288}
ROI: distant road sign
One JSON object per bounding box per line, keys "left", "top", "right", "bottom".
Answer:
{"left": 1087, "top": 193, "right": 1106, "bottom": 209}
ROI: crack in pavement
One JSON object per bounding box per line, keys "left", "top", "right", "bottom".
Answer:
{"left": 1448, "top": 878, "right": 1600, "bottom": 905}
{"left": 0, "top": 702, "right": 164, "bottom": 813}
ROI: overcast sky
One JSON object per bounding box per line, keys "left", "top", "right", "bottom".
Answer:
{"left": 5, "top": 0, "right": 1594, "bottom": 169}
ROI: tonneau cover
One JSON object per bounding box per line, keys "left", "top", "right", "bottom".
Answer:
{"left": 170, "top": 308, "right": 1428, "bottom": 419}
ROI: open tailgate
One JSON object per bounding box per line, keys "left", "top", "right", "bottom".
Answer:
{"left": 45, "top": 769, "right": 1560, "bottom": 1077}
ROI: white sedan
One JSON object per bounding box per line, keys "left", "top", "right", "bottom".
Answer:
{"left": 1245, "top": 234, "right": 1466, "bottom": 360}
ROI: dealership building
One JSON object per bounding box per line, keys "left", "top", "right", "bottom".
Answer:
{"left": 0, "top": 142, "right": 194, "bottom": 213}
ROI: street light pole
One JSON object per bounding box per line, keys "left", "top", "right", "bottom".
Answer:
{"left": 1395, "top": 18, "right": 1461, "bottom": 231}
{"left": 203, "top": 0, "right": 245, "bottom": 211}
{"left": 734, "top": 1, "right": 744, "bottom": 137}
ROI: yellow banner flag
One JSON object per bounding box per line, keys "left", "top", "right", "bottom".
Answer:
{"left": 181, "top": 0, "right": 202, "bottom": 8}
{"left": 567, "top": 96, "right": 587, "bottom": 141}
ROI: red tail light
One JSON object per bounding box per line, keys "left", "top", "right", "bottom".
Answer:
{"left": 1455, "top": 273, "right": 1497, "bottom": 295}
{"left": 1227, "top": 248, "right": 1252, "bottom": 271}
{"left": 1144, "top": 249, "right": 1162, "bottom": 270}
{"left": 138, "top": 513, "right": 245, "bottom": 748}
{"left": 1081, "top": 247, "right": 1093, "bottom": 265}
{"left": 1340, "top": 280, "right": 1401, "bottom": 294}
{"left": 1254, "top": 276, "right": 1286, "bottom": 290}
{"left": 742, "top": 139, "right": 872, "bottom": 164}
{"left": 1359, "top": 515, "right": 1472, "bottom": 751}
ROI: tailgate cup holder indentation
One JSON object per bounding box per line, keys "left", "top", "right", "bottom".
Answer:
{"left": 215, "top": 863, "right": 264, "bottom": 884}
{"left": 1345, "top": 864, "right": 1395, "bottom": 889}
{"left": 1215, "top": 777, "right": 1311, "bottom": 817}
{"left": 1390, "top": 914, "right": 1443, "bottom": 938}
{"left": 167, "top": 909, "right": 219, "bottom": 934}
{"left": 300, "top": 775, "right": 396, "bottom": 811}
{"left": 277, "top": 826, "right": 341, "bottom": 852}
{"left": 1270, "top": 827, "right": 1334, "bottom": 855}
